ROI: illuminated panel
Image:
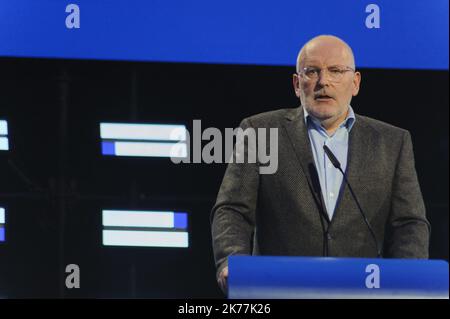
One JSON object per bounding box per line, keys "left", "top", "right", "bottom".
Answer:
{"left": 102, "top": 210, "right": 188, "bottom": 248}
{"left": 100, "top": 123, "right": 187, "bottom": 158}
{"left": 0, "top": 120, "right": 7, "bottom": 135}
{"left": 103, "top": 230, "right": 188, "bottom": 248}
{"left": 0, "top": 1, "right": 448, "bottom": 70}
{"left": 0, "top": 120, "right": 9, "bottom": 151}
{"left": 0, "top": 207, "right": 5, "bottom": 242}
{"left": 0, "top": 137, "right": 8, "bottom": 151}
{"left": 102, "top": 141, "right": 187, "bottom": 158}
{"left": 100, "top": 123, "right": 186, "bottom": 141}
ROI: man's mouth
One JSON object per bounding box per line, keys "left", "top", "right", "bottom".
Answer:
{"left": 314, "top": 94, "right": 333, "bottom": 100}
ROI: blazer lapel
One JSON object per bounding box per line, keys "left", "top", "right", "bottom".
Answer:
{"left": 331, "top": 116, "right": 374, "bottom": 226}
{"left": 283, "top": 106, "right": 331, "bottom": 224}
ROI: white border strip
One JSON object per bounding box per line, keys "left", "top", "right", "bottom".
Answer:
{"left": 0, "top": 137, "right": 9, "bottom": 151}
{"left": 100, "top": 123, "right": 186, "bottom": 141}
{"left": 0, "top": 208, "right": 4, "bottom": 224}
{"left": 103, "top": 230, "right": 189, "bottom": 248}
{"left": 114, "top": 141, "right": 186, "bottom": 158}
{"left": 0, "top": 120, "right": 7, "bottom": 135}
{"left": 103, "top": 210, "right": 175, "bottom": 228}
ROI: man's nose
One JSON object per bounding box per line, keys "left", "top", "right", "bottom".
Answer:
{"left": 317, "top": 70, "right": 331, "bottom": 86}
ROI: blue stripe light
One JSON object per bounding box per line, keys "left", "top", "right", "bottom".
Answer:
{"left": 101, "top": 141, "right": 116, "bottom": 155}
{"left": 174, "top": 213, "right": 188, "bottom": 229}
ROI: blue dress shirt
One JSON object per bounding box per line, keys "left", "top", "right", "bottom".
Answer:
{"left": 304, "top": 106, "right": 356, "bottom": 220}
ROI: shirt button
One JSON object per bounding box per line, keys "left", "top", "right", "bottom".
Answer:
{"left": 327, "top": 233, "right": 332, "bottom": 240}
{"left": 330, "top": 192, "right": 334, "bottom": 198}
{"left": 328, "top": 163, "right": 332, "bottom": 168}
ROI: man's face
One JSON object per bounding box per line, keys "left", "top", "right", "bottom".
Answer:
{"left": 293, "top": 41, "right": 361, "bottom": 121}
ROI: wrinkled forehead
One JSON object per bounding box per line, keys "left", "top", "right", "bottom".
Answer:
{"left": 299, "top": 41, "right": 354, "bottom": 68}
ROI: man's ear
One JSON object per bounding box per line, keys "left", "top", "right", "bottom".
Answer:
{"left": 293, "top": 73, "right": 301, "bottom": 98}
{"left": 352, "top": 71, "right": 361, "bottom": 96}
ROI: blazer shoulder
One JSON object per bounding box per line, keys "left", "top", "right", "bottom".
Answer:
{"left": 242, "top": 107, "right": 298, "bottom": 127}
{"left": 356, "top": 114, "right": 409, "bottom": 138}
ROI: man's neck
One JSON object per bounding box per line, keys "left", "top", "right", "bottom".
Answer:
{"left": 320, "top": 109, "right": 349, "bottom": 136}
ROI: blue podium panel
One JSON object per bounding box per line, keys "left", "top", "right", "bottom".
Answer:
{"left": 228, "top": 256, "right": 449, "bottom": 299}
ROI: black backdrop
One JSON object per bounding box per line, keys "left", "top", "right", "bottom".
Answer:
{"left": 0, "top": 58, "right": 448, "bottom": 298}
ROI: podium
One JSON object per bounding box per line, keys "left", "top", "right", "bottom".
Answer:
{"left": 228, "top": 256, "right": 449, "bottom": 299}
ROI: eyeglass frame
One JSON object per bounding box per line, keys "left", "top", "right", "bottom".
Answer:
{"left": 297, "top": 65, "right": 356, "bottom": 82}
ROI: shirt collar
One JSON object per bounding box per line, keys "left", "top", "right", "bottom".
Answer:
{"left": 303, "top": 105, "right": 356, "bottom": 132}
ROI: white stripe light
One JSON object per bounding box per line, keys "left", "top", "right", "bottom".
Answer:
{"left": 103, "top": 230, "right": 189, "bottom": 248}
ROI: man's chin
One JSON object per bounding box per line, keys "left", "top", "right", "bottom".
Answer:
{"left": 306, "top": 106, "right": 338, "bottom": 121}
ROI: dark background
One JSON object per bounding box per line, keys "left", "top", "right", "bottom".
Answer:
{"left": 0, "top": 58, "right": 448, "bottom": 298}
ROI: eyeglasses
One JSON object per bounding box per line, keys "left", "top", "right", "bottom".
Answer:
{"left": 298, "top": 66, "right": 355, "bottom": 82}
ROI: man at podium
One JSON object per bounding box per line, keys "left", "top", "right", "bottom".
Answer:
{"left": 210, "top": 35, "right": 430, "bottom": 294}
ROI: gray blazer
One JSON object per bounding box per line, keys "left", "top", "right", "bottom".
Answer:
{"left": 211, "top": 106, "right": 430, "bottom": 278}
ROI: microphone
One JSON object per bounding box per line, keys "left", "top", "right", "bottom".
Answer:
{"left": 323, "top": 145, "right": 341, "bottom": 169}
{"left": 323, "top": 145, "right": 382, "bottom": 258}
